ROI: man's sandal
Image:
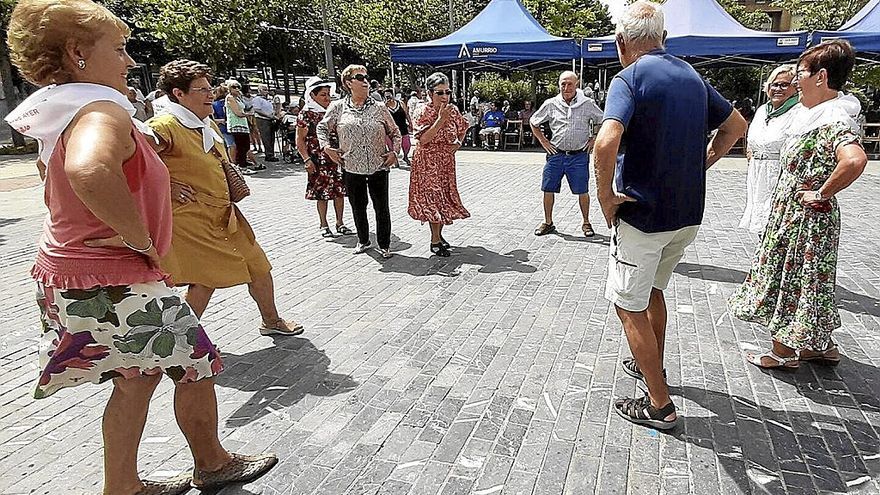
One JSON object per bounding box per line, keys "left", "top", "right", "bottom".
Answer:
{"left": 535, "top": 222, "right": 556, "bottom": 236}
{"left": 621, "top": 358, "right": 667, "bottom": 383}
{"left": 746, "top": 351, "right": 800, "bottom": 370}
{"left": 582, "top": 222, "right": 595, "bottom": 237}
{"left": 800, "top": 345, "right": 841, "bottom": 366}
{"left": 614, "top": 394, "right": 679, "bottom": 430}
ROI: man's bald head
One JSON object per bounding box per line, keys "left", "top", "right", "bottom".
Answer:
{"left": 559, "top": 71, "right": 579, "bottom": 102}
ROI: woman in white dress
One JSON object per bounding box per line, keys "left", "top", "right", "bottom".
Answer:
{"left": 739, "top": 65, "right": 799, "bottom": 234}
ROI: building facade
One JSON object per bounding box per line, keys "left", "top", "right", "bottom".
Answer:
{"left": 739, "top": 0, "right": 793, "bottom": 31}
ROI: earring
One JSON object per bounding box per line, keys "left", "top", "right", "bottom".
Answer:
{"left": 77, "top": 59, "right": 86, "bottom": 70}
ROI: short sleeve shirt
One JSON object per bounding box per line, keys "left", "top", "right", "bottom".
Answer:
{"left": 604, "top": 50, "right": 732, "bottom": 233}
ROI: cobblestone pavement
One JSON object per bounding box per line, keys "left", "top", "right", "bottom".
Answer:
{"left": 1, "top": 151, "right": 879, "bottom": 495}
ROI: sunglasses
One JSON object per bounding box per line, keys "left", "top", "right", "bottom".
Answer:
{"left": 351, "top": 74, "right": 368, "bottom": 82}
{"left": 432, "top": 90, "right": 453, "bottom": 96}
{"left": 769, "top": 82, "right": 792, "bottom": 90}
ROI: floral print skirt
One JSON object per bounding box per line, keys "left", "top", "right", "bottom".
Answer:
{"left": 306, "top": 165, "right": 346, "bottom": 201}
{"left": 34, "top": 281, "right": 223, "bottom": 399}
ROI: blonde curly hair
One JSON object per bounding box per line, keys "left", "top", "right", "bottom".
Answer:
{"left": 7, "top": 0, "right": 131, "bottom": 86}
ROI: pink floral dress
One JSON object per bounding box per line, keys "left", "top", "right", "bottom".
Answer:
{"left": 408, "top": 105, "right": 471, "bottom": 225}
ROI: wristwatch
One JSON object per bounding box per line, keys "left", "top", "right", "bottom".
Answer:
{"left": 812, "top": 191, "right": 824, "bottom": 202}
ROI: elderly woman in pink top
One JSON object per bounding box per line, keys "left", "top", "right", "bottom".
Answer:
{"left": 5, "top": 1, "right": 276, "bottom": 494}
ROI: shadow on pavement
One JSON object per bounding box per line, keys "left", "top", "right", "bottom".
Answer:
{"left": 674, "top": 262, "right": 880, "bottom": 318}
{"left": 377, "top": 245, "right": 537, "bottom": 277}
{"left": 555, "top": 231, "right": 610, "bottom": 245}
{"left": 756, "top": 355, "right": 880, "bottom": 413}
{"left": 670, "top": 385, "right": 880, "bottom": 494}
{"left": 216, "top": 336, "right": 358, "bottom": 428}
{"left": 245, "top": 161, "right": 306, "bottom": 180}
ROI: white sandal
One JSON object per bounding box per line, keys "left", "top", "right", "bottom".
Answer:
{"left": 746, "top": 350, "right": 799, "bottom": 370}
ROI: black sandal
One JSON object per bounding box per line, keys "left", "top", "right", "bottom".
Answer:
{"left": 430, "top": 242, "right": 450, "bottom": 257}
{"left": 614, "top": 394, "right": 678, "bottom": 430}
{"left": 621, "top": 358, "right": 667, "bottom": 383}
{"left": 439, "top": 236, "right": 451, "bottom": 249}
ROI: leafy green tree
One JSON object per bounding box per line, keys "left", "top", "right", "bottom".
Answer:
{"left": 771, "top": 0, "right": 868, "bottom": 30}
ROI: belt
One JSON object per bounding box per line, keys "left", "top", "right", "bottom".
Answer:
{"left": 558, "top": 149, "right": 586, "bottom": 155}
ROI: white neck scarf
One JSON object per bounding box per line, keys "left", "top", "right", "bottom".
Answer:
{"left": 4, "top": 82, "right": 151, "bottom": 164}
{"left": 163, "top": 100, "right": 224, "bottom": 153}
{"left": 785, "top": 92, "right": 861, "bottom": 139}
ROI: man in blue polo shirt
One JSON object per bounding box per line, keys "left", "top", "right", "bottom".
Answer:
{"left": 593, "top": 1, "right": 747, "bottom": 430}
{"left": 479, "top": 102, "right": 505, "bottom": 150}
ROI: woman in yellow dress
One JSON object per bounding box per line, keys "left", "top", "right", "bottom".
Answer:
{"left": 147, "top": 59, "right": 302, "bottom": 336}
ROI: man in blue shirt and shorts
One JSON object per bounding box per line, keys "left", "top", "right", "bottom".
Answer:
{"left": 593, "top": 1, "right": 747, "bottom": 430}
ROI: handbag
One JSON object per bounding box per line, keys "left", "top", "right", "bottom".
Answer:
{"left": 210, "top": 146, "right": 250, "bottom": 203}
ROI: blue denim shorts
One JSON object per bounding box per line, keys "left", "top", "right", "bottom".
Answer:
{"left": 542, "top": 152, "right": 589, "bottom": 194}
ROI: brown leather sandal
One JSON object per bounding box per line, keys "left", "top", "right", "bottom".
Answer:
{"left": 582, "top": 222, "right": 595, "bottom": 237}
{"left": 535, "top": 222, "right": 556, "bottom": 236}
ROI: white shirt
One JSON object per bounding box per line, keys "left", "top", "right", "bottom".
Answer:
{"left": 151, "top": 95, "right": 171, "bottom": 116}
{"left": 530, "top": 90, "right": 603, "bottom": 151}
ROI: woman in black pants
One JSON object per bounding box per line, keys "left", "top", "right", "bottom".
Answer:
{"left": 318, "top": 65, "right": 401, "bottom": 258}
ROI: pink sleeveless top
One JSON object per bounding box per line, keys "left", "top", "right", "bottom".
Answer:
{"left": 31, "top": 126, "right": 173, "bottom": 289}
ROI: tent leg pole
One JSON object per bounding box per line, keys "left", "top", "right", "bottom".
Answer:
{"left": 391, "top": 63, "right": 397, "bottom": 96}
{"left": 579, "top": 57, "right": 584, "bottom": 86}
{"left": 572, "top": 59, "right": 576, "bottom": 73}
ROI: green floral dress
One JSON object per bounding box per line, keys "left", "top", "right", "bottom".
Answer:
{"left": 729, "top": 121, "right": 860, "bottom": 351}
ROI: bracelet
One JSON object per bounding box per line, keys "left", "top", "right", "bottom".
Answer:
{"left": 122, "top": 237, "right": 153, "bottom": 253}
{"left": 303, "top": 156, "right": 313, "bottom": 163}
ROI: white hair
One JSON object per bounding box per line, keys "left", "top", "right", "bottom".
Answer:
{"left": 616, "top": 0, "right": 665, "bottom": 45}
{"left": 558, "top": 70, "right": 579, "bottom": 84}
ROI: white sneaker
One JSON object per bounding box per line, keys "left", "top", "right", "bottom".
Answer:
{"left": 378, "top": 247, "right": 392, "bottom": 259}
{"left": 353, "top": 242, "right": 371, "bottom": 254}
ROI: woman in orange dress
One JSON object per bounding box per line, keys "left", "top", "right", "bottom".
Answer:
{"left": 408, "top": 72, "right": 470, "bottom": 257}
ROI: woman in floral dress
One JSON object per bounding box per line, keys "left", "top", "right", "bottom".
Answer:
{"left": 729, "top": 40, "right": 868, "bottom": 370}
{"left": 408, "top": 72, "right": 471, "bottom": 257}
{"left": 296, "top": 76, "right": 352, "bottom": 238}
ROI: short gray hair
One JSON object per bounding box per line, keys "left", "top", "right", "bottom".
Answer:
{"left": 426, "top": 72, "right": 450, "bottom": 92}
{"left": 616, "top": 0, "right": 665, "bottom": 45}
{"left": 559, "top": 70, "right": 578, "bottom": 84}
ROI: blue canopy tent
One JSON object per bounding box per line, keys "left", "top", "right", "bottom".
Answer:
{"left": 389, "top": 0, "right": 580, "bottom": 71}
{"left": 812, "top": 0, "right": 880, "bottom": 62}
{"left": 580, "top": 0, "right": 809, "bottom": 68}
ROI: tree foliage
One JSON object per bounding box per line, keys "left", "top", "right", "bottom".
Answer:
{"left": 771, "top": 0, "right": 869, "bottom": 30}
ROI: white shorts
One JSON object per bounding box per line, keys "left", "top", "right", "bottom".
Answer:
{"left": 479, "top": 127, "right": 501, "bottom": 136}
{"left": 604, "top": 220, "right": 700, "bottom": 312}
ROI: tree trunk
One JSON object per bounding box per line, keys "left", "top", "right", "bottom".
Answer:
{"left": 0, "top": 43, "right": 25, "bottom": 147}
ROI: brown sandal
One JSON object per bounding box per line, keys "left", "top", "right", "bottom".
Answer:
{"left": 800, "top": 345, "right": 841, "bottom": 366}
{"left": 535, "top": 222, "right": 556, "bottom": 236}
{"left": 582, "top": 222, "right": 595, "bottom": 237}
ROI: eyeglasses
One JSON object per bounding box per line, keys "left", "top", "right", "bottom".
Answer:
{"left": 351, "top": 74, "right": 368, "bottom": 82}
{"left": 769, "top": 81, "right": 792, "bottom": 90}
{"left": 432, "top": 90, "right": 453, "bottom": 96}
{"left": 189, "top": 86, "right": 212, "bottom": 95}
{"left": 229, "top": 85, "right": 241, "bottom": 89}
